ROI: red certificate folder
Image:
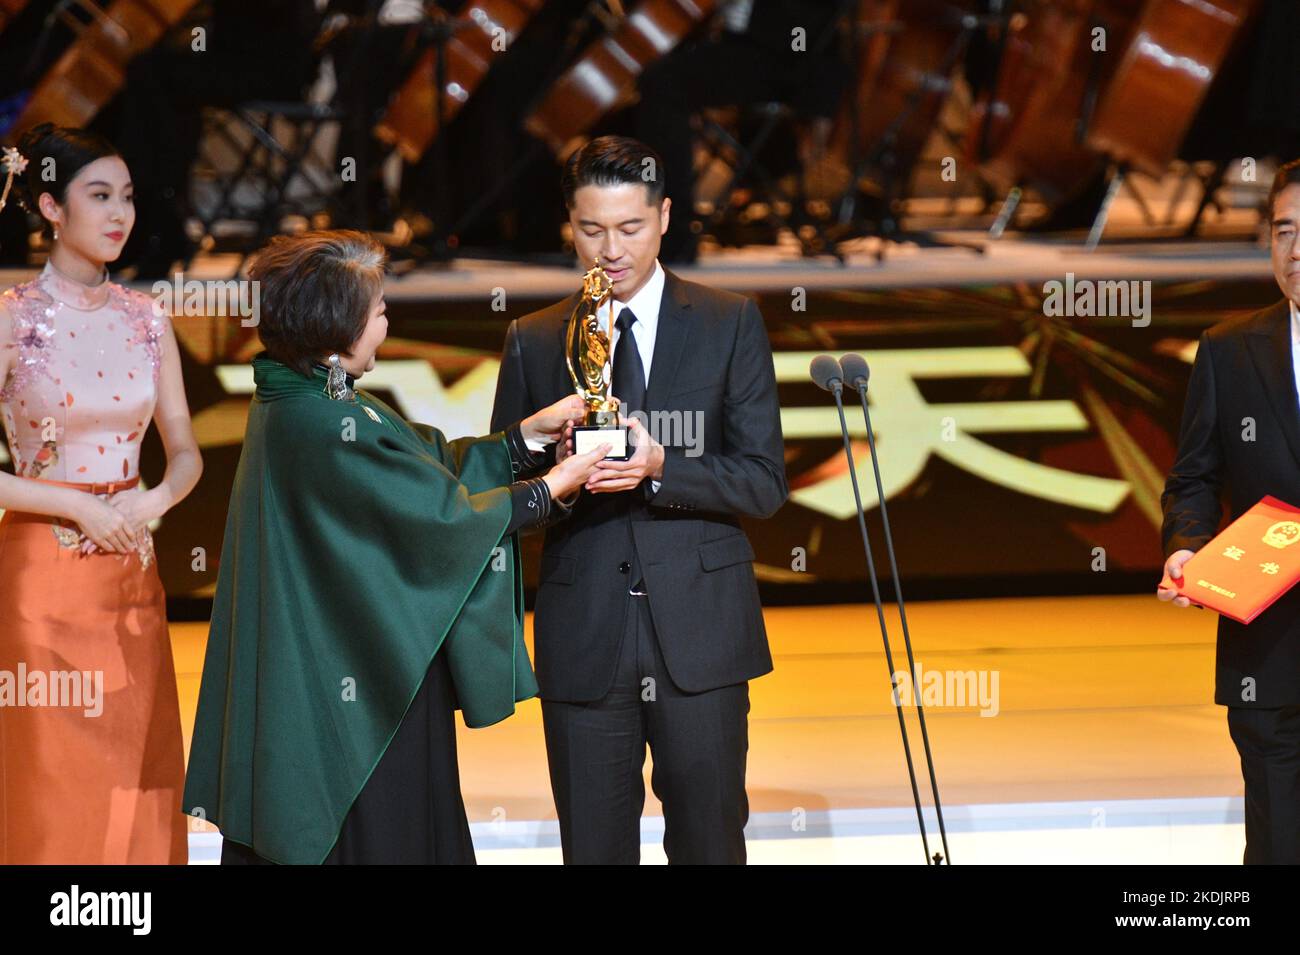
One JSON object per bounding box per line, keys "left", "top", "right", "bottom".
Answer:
{"left": 1162, "top": 495, "right": 1300, "bottom": 624}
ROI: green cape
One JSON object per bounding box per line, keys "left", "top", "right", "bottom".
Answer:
{"left": 182, "top": 354, "right": 537, "bottom": 864}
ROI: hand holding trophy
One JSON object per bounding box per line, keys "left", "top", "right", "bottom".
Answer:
{"left": 566, "top": 257, "right": 631, "bottom": 460}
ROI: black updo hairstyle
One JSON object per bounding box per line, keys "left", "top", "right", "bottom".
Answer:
{"left": 12, "top": 122, "right": 121, "bottom": 239}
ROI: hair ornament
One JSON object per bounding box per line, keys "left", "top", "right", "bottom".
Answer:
{"left": 0, "top": 145, "right": 27, "bottom": 214}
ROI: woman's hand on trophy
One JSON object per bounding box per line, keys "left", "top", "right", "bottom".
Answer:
{"left": 544, "top": 442, "right": 611, "bottom": 501}
{"left": 555, "top": 421, "right": 575, "bottom": 463}
{"left": 522, "top": 394, "right": 586, "bottom": 445}
{"left": 550, "top": 422, "right": 582, "bottom": 506}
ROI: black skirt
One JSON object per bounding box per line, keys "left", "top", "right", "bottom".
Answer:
{"left": 221, "top": 647, "right": 476, "bottom": 865}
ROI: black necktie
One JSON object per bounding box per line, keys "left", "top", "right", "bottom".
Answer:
{"left": 611, "top": 306, "right": 646, "bottom": 416}
{"left": 612, "top": 306, "right": 649, "bottom": 591}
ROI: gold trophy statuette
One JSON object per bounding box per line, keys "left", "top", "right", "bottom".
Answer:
{"left": 565, "top": 258, "right": 630, "bottom": 460}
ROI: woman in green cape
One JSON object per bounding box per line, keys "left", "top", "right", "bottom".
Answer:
{"left": 182, "top": 231, "right": 609, "bottom": 864}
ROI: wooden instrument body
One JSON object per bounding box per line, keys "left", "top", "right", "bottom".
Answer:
{"left": 967, "top": 0, "right": 1134, "bottom": 206}
{"left": 13, "top": 0, "right": 200, "bottom": 133}
{"left": 524, "top": 0, "right": 717, "bottom": 159}
{"left": 969, "top": 0, "right": 1260, "bottom": 208}
{"left": 0, "top": 0, "right": 31, "bottom": 34}
{"left": 1085, "top": 0, "right": 1259, "bottom": 177}
{"left": 841, "top": 0, "right": 976, "bottom": 186}
{"left": 375, "top": 0, "right": 546, "bottom": 164}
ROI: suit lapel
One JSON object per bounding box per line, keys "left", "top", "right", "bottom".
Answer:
{"left": 1245, "top": 300, "right": 1300, "bottom": 471}
{"left": 552, "top": 290, "right": 581, "bottom": 398}
{"left": 643, "top": 267, "right": 692, "bottom": 414}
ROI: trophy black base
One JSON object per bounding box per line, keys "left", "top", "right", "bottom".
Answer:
{"left": 573, "top": 424, "right": 630, "bottom": 461}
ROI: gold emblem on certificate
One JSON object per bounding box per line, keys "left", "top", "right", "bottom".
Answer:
{"left": 1262, "top": 521, "right": 1300, "bottom": 549}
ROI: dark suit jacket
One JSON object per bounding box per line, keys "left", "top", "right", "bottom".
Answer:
{"left": 490, "top": 268, "right": 788, "bottom": 702}
{"left": 1161, "top": 299, "right": 1300, "bottom": 707}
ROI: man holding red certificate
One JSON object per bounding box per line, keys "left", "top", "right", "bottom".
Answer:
{"left": 1159, "top": 159, "right": 1300, "bottom": 864}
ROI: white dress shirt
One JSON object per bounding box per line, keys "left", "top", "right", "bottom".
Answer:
{"left": 526, "top": 259, "right": 666, "bottom": 492}
{"left": 603, "top": 257, "right": 664, "bottom": 396}
{"left": 1291, "top": 300, "right": 1300, "bottom": 405}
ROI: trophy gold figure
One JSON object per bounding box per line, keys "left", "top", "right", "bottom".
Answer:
{"left": 566, "top": 258, "right": 630, "bottom": 460}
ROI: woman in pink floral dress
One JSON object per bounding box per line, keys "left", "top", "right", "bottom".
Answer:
{"left": 0, "top": 124, "right": 203, "bottom": 863}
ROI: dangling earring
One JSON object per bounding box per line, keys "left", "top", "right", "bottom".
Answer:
{"left": 52, "top": 226, "right": 59, "bottom": 242}
{"left": 325, "top": 353, "right": 353, "bottom": 401}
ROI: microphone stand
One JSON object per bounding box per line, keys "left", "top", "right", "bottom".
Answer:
{"left": 844, "top": 354, "right": 950, "bottom": 865}
{"left": 811, "top": 356, "right": 944, "bottom": 864}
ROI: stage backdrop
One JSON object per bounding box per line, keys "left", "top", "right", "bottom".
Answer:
{"left": 1, "top": 277, "right": 1280, "bottom": 614}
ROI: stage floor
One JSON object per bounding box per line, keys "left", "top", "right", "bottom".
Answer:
{"left": 172, "top": 593, "right": 1246, "bottom": 864}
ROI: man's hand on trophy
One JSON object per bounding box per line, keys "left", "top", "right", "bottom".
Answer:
{"left": 522, "top": 394, "right": 587, "bottom": 445}
{"left": 586, "top": 417, "right": 664, "bottom": 494}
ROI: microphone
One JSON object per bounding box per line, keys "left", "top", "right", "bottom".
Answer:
{"left": 809, "top": 354, "right": 844, "bottom": 394}
{"left": 840, "top": 352, "right": 869, "bottom": 391}
{"left": 807, "top": 354, "right": 945, "bottom": 864}
{"left": 841, "top": 352, "right": 950, "bottom": 864}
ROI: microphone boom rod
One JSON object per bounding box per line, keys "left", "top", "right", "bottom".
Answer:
{"left": 844, "top": 353, "right": 951, "bottom": 865}
{"left": 812, "top": 356, "right": 935, "bottom": 864}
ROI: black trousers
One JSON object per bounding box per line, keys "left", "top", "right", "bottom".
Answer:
{"left": 1226, "top": 704, "right": 1300, "bottom": 864}
{"left": 541, "top": 594, "right": 751, "bottom": 864}
{"left": 220, "top": 648, "right": 475, "bottom": 865}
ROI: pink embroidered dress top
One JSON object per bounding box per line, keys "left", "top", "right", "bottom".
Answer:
{"left": 1, "top": 260, "right": 166, "bottom": 484}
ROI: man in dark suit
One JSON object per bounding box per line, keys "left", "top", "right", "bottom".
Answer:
{"left": 1159, "top": 158, "right": 1300, "bottom": 864}
{"left": 490, "top": 136, "right": 787, "bottom": 864}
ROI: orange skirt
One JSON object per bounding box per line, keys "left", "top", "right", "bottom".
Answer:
{"left": 0, "top": 477, "right": 187, "bottom": 864}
